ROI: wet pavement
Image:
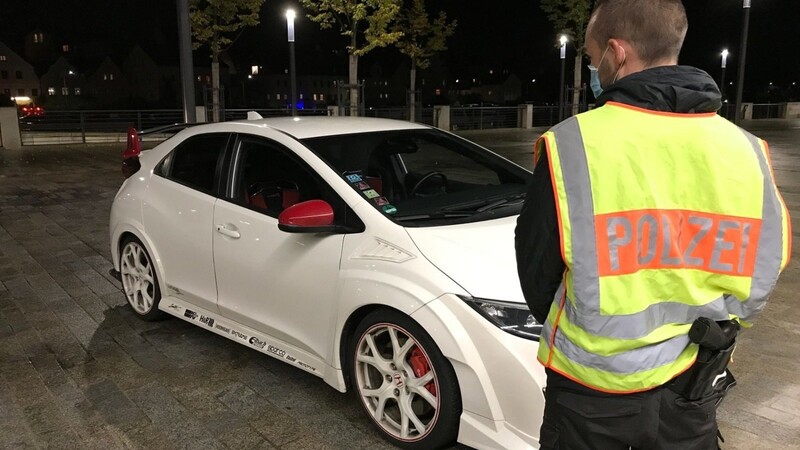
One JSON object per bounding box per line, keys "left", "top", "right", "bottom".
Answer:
{"left": 1, "top": 123, "right": 799, "bottom": 449}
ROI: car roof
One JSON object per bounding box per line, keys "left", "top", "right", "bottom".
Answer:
{"left": 229, "top": 116, "right": 432, "bottom": 140}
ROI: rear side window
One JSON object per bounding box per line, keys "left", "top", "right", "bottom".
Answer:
{"left": 160, "top": 133, "right": 229, "bottom": 193}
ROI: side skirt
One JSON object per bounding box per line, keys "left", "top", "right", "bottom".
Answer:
{"left": 159, "top": 296, "right": 336, "bottom": 381}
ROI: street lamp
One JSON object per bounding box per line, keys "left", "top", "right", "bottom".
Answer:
{"left": 734, "top": 0, "right": 751, "bottom": 125}
{"left": 559, "top": 35, "right": 568, "bottom": 121}
{"left": 720, "top": 49, "right": 729, "bottom": 102}
{"left": 286, "top": 9, "right": 297, "bottom": 117}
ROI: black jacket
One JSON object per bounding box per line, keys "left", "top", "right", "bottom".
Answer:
{"left": 514, "top": 65, "right": 722, "bottom": 391}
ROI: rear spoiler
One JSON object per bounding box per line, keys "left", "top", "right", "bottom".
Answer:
{"left": 136, "top": 122, "right": 205, "bottom": 137}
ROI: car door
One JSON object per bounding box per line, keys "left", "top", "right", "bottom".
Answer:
{"left": 142, "top": 132, "right": 231, "bottom": 313}
{"left": 212, "top": 134, "right": 355, "bottom": 362}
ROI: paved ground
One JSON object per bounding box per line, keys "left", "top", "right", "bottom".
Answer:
{"left": 0, "top": 123, "right": 798, "bottom": 449}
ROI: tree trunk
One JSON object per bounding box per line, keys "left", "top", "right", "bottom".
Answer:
{"left": 349, "top": 53, "right": 358, "bottom": 116}
{"left": 409, "top": 62, "right": 417, "bottom": 122}
{"left": 212, "top": 56, "right": 220, "bottom": 122}
{"left": 572, "top": 54, "right": 582, "bottom": 116}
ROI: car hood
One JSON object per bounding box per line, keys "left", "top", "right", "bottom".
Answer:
{"left": 404, "top": 216, "right": 526, "bottom": 304}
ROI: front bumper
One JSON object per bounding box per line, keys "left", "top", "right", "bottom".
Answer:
{"left": 411, "top": 294, "right": 546, "bottom": 449}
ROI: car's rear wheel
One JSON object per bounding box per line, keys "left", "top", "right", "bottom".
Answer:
{"left": 350, "top": 308, "right": 461, "bottom": 449}
{"left": 120, "top": 236, "right": 164, "bottom": 321}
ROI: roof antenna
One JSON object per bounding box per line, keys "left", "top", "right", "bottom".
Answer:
{"left": 247, "top": 111, "right": 263, "bottom": 120}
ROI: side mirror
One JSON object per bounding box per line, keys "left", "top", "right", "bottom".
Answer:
{"left": 278, "top": 199, "right": 337, "bottom": 233}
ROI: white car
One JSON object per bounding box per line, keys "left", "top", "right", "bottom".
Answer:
{"left": 109, "top": 116, "right": 547, "bottom": 449}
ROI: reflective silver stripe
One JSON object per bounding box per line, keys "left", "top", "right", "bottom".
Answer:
{"left": 742, "top": 132, "right": 784, "bottom": 320}
{"left": 562, "top": 293, "right": 760, "bottom": 339}
{"left": 544, "top": 313, "right": 691, "bottom": 375}
{"left": 552, "top": 118, "right": 600, "bottom": 311}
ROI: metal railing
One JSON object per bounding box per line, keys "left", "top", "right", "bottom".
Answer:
{"left": 450, "top": 107, "right": 519, "bottom": 130}
{"left": 750, "top": 103, "right": 786, "bottom": 120}
{"left": 220, "top": 108, "right": 329, "bottom": 122}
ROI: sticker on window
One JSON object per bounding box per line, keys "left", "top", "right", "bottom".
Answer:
{"left": 356, "top": 182, "right": 370, "bottom": 190}
{"left": 363, "top": 189, "right": 380, "bottom": 199}
{"left": 346, "top": 174, "right": 363, "bottom": 183}
{"left": 382, "top": 205, "right": 397, "bottom": 215}
{"left": 374, "top": 197, "right": 389, "bottom": 206}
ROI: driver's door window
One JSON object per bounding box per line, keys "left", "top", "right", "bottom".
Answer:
{"left": 233, "top": 138, "right": 321, "bottom": 218}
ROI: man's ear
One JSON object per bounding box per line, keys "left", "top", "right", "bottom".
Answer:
{"left": 607, "top": 38, "right": 628, "bottom": 66}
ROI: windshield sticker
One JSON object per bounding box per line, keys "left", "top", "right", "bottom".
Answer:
{"left": 346, "top": 174, "right": 363, "bottom": 183}
{"left": 382, "top": 205, "right": 398, "bottom": 215}
{"left": 374, "top": 197, "right": 389, "bottom": 206}
{"left": 356, "top": 181, "right": 370, "bottom": 190}
{"left": 363, "top": 189, "right": 380, "bottom": 199}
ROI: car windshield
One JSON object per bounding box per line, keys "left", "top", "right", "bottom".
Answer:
{"left": 301, "top": 129, "right": 530, "bottom": 227}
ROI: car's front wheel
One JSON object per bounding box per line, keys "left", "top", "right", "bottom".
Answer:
{"left": 350, "top": 308, "right": 461, "bottom": 449}
{"left": 119, "top": 236, "right": 164, "bottom": 321}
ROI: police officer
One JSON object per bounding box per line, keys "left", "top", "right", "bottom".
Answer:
{"left": 515, "top": 0, "right": 791, "bottom": 448}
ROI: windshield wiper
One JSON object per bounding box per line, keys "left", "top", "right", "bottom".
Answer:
{"left": 440, "top": 192, "right": 527, "bottom": 214}
{"left": 394, "top": 212, "right": 474, "bottom": 222}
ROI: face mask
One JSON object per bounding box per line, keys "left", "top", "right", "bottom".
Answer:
{"left": 589, "top": 66, "right": 603, "bottom": 98}
{"left": 588, "top": 45, "right": 626, "bottom": 99}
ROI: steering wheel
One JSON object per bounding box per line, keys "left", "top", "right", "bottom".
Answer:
{"left": 247, "top": 179, "right": 298, "bottom": 200}
{"left": 409, "top": 171, "right": 448, "bottom": 197}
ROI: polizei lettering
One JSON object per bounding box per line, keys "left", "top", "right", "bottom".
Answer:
{"left": 595, "top": 209, "right": 761, "bottom": 276}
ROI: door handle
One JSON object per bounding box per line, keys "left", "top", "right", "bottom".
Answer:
{"left": 216, "top": 224, "right": 241, "bottom": 239}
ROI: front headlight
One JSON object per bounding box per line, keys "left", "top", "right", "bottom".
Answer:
{"left": 459, "top": 296, "right": 542, "bottom": 341}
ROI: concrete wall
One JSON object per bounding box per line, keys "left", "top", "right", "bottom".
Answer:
{"left": 0, "top": 107, "right": 21, "bottom": 149}
{"left": 785, "top": 102, "right": 800, "bottom": 119}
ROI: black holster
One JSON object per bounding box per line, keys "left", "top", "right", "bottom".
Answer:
{"left": 668, "top": 318, "right": 740, "bottom": 404}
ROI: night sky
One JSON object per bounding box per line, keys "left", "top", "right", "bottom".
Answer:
{"left": 1, "top": 0, "right": 798, "bottom": 102}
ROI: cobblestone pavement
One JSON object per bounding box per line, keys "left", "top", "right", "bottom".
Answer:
{"left": 1, "top": 124, "right": 799, "bottom": 449}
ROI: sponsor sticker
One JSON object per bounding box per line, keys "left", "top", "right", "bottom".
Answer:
{"left": 356, "top": 181, "right": 370, "bottom": 190}
{"left": 374, "top": 196, "right": 389, "bottom": 206}
{"left": 298, "top": 361, "right": 317, "bottom": 372}
{"left": 346, "top": 174, "right": 363, "bottom": 183}
{"left": 215, "top": 324, "right": 231, "bottom": 333}
{"left": 199, "top": 315, "right": 215, "bottom": 327}
{"left": 363, "top": 189, "right": 380, "bottom": 199}
{"left": 184, "top": 309, "right": 198, "bottom": 320}
{"left": 382, "top": 205, "right": 397, "bottom": 215}
{"left": 231, "top": 330, "right": 248, "bottom": 340}
{"left": 167, "top": 304, "right": 181, "bottom": 311}
{"left": 268, "top": 345, "right": 286, "bottom": 358}
{"left": 249, "top": 336, "right": 267, "bottom": 349}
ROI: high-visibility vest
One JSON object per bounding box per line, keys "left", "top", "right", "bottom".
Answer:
{"left": 535, "top": 101, "right": 791, "bottom": 393}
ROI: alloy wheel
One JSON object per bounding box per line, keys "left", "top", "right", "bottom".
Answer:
{"left": 120, "top": 241, "right": 156, "bottom": 314}
{"left": 355, "top": 323, "right": 441, "bottom": 442}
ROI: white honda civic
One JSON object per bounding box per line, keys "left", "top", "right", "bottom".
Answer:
{"left": 109, "top": 116, "right": 546, "bottom": 449}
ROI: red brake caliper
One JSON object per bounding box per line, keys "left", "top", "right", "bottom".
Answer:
{"left": 409, "top": 348, "right": 436, "bottom": 396}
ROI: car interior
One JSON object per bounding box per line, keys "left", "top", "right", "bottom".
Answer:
{"left": 237, "top": 140, "right": 321, "bottom": 218}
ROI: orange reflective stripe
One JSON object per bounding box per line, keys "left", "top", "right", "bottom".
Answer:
{"left": 595, "top": 209, "right": 762, "bottom": 277}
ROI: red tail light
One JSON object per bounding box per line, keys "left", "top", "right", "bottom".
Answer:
{"left": 122, "top": 127, "right": 142, "bottom": 179}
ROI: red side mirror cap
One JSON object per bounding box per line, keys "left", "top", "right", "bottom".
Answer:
{"left": 278, "top": 200, "right": 335, "bottom": 233}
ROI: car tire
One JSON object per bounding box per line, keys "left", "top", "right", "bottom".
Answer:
{"left": 349, "top": 308, "right": 461, "bottom": 450}
{"left": 119, "top": 236, "right": 165, "bottom": 321}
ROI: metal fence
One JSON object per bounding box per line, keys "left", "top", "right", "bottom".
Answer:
{"left": 750, "top": 103, "right": 786, "bottom": 120}
{"left": 450, "top": 107, "right": 520, "bottom": 130}
{"left": 220, "top": 108, "right": 330, "bottom": 122}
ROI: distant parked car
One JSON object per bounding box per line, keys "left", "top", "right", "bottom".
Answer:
{"left": 110, "top": 116, "right": 546, "bottom": 449}
{"left": 18, "top": 104, "right": 44, "bottom": 119}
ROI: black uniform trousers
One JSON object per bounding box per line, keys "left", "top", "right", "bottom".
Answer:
{"left": 540, "top": 372, "right": 719, "bottom": 450}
